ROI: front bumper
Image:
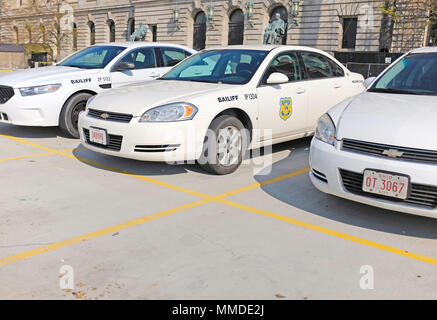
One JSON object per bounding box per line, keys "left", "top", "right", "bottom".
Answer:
{"left": 0, "top": 88, "right": 64, "bottom": 126}
{"left": 78, "top": 112, "right": 210, "bottom": 162}
{"left": 309, "top": 137, "right": 437, "bottom": 219}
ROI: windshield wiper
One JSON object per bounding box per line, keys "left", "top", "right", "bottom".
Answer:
{"left": 368, "top": 88, "right": 421, "bottom": 95}
{"left": 61, "top": 64, "right": 83, "bottom": 68}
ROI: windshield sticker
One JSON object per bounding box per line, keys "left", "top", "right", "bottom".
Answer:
{"left": 217, "top": 95, "right": 238, "bottom": 103}
{"left": 71, "top": 78, "right": 92, "bottom": 84}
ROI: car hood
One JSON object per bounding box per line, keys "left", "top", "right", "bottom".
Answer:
{"left": 337, "top": 92, "right": 437, "bottom": 150}
{"left": 0, "top": 66, "right": 100, "bottom": 87}
{"left": 90, "top": 80, "right": 232, "bottom": 116}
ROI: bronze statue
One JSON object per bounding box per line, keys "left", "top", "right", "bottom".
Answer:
{"left": 264, "top": 13, "right": 286, "bottom": 44}
{"left": 130, "top": 22, "right": 148, "bottom": 41}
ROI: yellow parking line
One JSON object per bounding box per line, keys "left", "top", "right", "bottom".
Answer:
{"left": 217, "top": 199, "right": 437, "bottom": 266}
{"left": 0, "top": 152, "right": 56, "bottom": 162}
{"left": 0, "top": 69, "right": 13, "bottom": 72}
{"left": 0, "top": 199, "right": 211, "bottom": 267}
{"left": 2, "top": 133, "right": 437, "bottom": 268}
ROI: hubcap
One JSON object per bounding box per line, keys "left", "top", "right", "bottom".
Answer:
{"left": 217, "top": 126, "right": 242, "bottom": 167}
{"left": 71, "top": 101, "right": 86, "bottom": 130}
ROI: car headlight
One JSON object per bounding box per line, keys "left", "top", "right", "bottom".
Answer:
{"left": 19, "top": 84, "right": 61, "bottom": 96}
{"left": 139, "top": 103, "right": 198, "bottom": 122}
{"left": 315, "top": 113, "right": 336, "bottom": 145}
{"left": 86, "top": 95, "right": 96, "bottom": 110}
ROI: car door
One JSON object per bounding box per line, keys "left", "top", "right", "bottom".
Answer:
{"left": 256, "top": 51, "right": 309, "bottom": 142}
{"left": 299, "top": 51, "right": 348, "bottom": 130}
{"left": 111, "top": 47, "right": 161, "bottom": 88}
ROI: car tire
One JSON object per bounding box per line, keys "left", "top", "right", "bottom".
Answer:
{"left": 59, "top": 93, "right": 93, "bottom": 138}
{"left": 198, "top": 115, "right": 249, "bottom": 175}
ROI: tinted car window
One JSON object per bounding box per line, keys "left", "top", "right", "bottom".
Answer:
{"left": 301, "top": 52, "right": 333, "bottom": 79}
{"left": 327, "top": 58, "right": 345, "bottom": 77}
{"left": 119, "top": 47, "right": 157, "bottom": 69}
{"left": 262, "top": 52, "right": 302, "bottom": 84}
{"left": 161, "top": 48, "right": 191, "bottom": 67}
{"left": 161, "top": 49, "right": 269, "bottom": 85}
{"left": 59, "top": 45, "right": 125, "bottom": 69}
{"left": 371, "top": 53, "right": 437, "bottom": 95}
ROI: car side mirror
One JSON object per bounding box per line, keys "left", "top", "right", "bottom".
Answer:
{"left": 266, "top": 72, "right": 289, "bottom": 85}
{"left": 363, "top": 77, "right": 376, "bottom": 88}
{"left": 113, "top": 61, "right": 135, "bottom": 72}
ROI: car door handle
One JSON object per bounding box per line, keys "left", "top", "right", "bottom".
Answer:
{"left": 296, "top": 88, "right": 306, "bottom": 94}
{"left": 334, "top": 83, "right": 342, "bottom": 88}
{"left": 150, "top": 73, "right": 160, "bottom": 78}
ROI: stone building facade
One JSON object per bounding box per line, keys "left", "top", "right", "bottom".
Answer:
{"left": 0, "top": 0, "right": 435, "bottom": 63}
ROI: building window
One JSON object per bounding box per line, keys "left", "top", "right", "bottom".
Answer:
{"left": 72, "top": 23, "right": 77, "bottom": 50}
{"left": 342, "top": 17, "right": 358, "bottom": 49}
{"left": 40, "top": 25, "right": 45, "bottom": 43}
{"left": 13, "top": 26, "right": 19, "bottom": 44}
{"left": 193, "top": 11, "right": 206, "bottom": 50}
{"left": 228, "top": 9, "right": 244, "bottom": 45}
{"left": 108, "top": 20, "right": 116, "bottom": 42}
{"left": 88, "top": 21, "right": 95, "bottom": 45}
{"left": 270, "top": 6, "right": 288, "bottom": 45}
{"left": 127, "top": 18, "right": 135, "bottom": 39}
{"left": 151, "top": 25, "right": 157, "bottom": 42}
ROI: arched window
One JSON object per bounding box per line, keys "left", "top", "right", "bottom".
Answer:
{"left": 127, "top": 18, "right": 135, "bottom": 39}
{"left": 72, "top": 23, "right": 77, "bottom": 50}
{"left": 228, "top": 9, "right": 244, "bottom": 45}
{"left": 108, "top": 20, "right": 115, "bottom": 42}
{"left": 270, "top": 6, "right": 288, "bottom": 45}
{"left": 88, "top": 21, "right": 95, "bottom": 45}
{"left": 193, "top": 11, "right": 206, "bottom": 50}
{"left": 13, "top": 26, "right": 19, "bottom": 44}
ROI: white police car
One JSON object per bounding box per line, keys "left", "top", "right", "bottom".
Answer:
{"left": 79, "top": 45, "right": 365, "bottom": 174}
{"left": 0, "top": 42, "right": 196, "bottom": 137}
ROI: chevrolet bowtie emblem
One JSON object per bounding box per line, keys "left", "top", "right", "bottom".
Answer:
{"left": 100, "top": 113, "right": 110, "bottom": 119}
{"left": 382, "top": 149, "right": 404, "bottom": 158}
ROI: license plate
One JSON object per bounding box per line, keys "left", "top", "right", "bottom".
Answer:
{"left": 362, "top": 170, "right": 409, "bottom": 200}
{"left": 89, "top": 127, "right": 107, "bottom": 145}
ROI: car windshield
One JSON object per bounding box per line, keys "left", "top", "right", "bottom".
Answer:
{"left": 160, "top": 49, "right": 269, "bottom": 85}
{"left": 59, "top": 45, "right": 126, "bottom": 69}
{"left": 370, "top": 52, "right": 437, "bottom": 95}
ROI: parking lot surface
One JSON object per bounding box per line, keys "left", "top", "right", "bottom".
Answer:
{"left": 1, "top": 123, "right": 437, "bottom": 300}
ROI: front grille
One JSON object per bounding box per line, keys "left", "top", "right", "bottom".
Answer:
{"left": 83, "top": 128, "right": 123, "bottom": 151}
{"left": 342, "top": 139, "right": 437, "bottom": 165}
{"left": 134, "top": 144, "right": 180, "bottom": 153}
{"left": 88, "top": 108, "right": 133, "bottom": 123}
{"left": 340, "top": 169, "right": 437, "bottom": 209}
{"left": 0, "top": 85, "right": 14, "bottom": 104}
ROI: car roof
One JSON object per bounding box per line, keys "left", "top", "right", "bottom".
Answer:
{"left": 201, "top": 44, "right": 335, "bottom": 55}
{"left": 92, "top": 42, "right": 196, "bottom": 51}
{"left": 409, "top": 47, "right": 437, "bottom": 54}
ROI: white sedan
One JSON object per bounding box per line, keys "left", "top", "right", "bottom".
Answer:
{"left": 79, "top": 45, "right": 364, "bottom": 174}
{"left": 310, "top": 47, "right": 437, "bottom": 218}
{"left": 0, "top": 42, "right": 196, "bottom": 137}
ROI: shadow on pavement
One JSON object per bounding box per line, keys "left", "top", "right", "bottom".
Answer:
{"left": 254, "top": 140, "right": 437, "bottom": 239}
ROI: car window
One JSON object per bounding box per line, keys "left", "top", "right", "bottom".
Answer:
{"left": 119, "top": 47, "right": 156, "bottom": 69}
{"left": 161, "top": 49, "right": 269, "bottom": 85}
{"left": 327, "top": 58, "right": 345, "bottom": 77}
{"left": 262, "top": 52, "right": 302, "bottom": 84}
{"left": 371, "top": 53, "right": 437, "bottom": 95}
{"left": 301, "top": 52, "right": 333, "bottom": 79}
{"left": 59, "top": 46, "right": 125, "bottom": 69}
{"left": 161, "top": 48, "right": 191, "bottom": 67}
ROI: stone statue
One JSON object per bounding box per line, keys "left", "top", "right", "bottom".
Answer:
{"left": 264, "top": 13, "right": 287, "bottom": 44}
{"left": 130, "top": 22, "right": 148, "bottom": 41}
